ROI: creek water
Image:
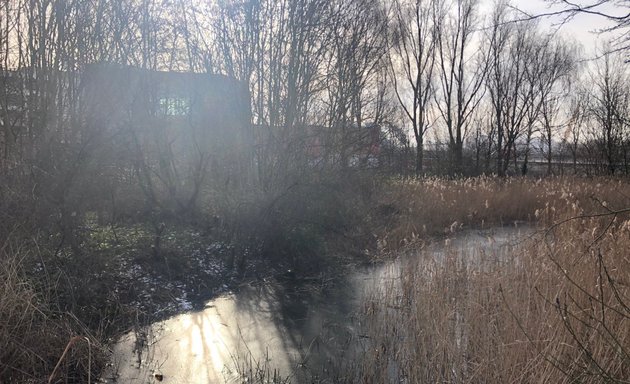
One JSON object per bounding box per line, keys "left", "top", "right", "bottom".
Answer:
{"left": 103, "top": 225, "right": 531, "bottom": 384}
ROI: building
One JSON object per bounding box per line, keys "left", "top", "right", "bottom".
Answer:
{"left": 81, "top": 63, "right": 253, "bottom": 186}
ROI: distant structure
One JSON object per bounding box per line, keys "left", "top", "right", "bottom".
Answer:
{"left": 304, "top": 123, "right": 380, "bottom": 168}
{"left": 81, "top": 63, "right": 253, "bottom": 184}
{"left": 1, "top": 64, "right": 253, "bottom": 185}
{"left": 252, "top": 121, "right": 382, "bottom": 174}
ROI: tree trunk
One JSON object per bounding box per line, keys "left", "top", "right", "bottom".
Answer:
{"left": 415, "top": 135, "right": 423, "bottom": 175}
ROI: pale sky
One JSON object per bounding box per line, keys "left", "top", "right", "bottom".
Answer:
{"left": 481, "top": 0, "right": 622, "bottom": 58}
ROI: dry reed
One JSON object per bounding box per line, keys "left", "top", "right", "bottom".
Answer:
{"left": 347, "top": 176, "right": 630, "bottom": 383}
{"left": 0, "top": 239, "right": 104, "bottom": 383}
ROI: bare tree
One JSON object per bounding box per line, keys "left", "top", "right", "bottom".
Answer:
{"left": 536, "top": 38, "right": 576, "bottom": 175}
{"left": 526, "top": 1, "right": 630, "bottom": 56}
{"left": 389, "top": 0, "right": 436, "bottom": 175}
{"left": 487, "top": 4, "right": 540, "bottom": 176}
{"left": 434, "top": 0, "right": 488, "bottom": 174}
{"left": 322, "top": 0, "right": 389, "bottom": 168}
{"left": 207, "top": 0, "right": 335, "bottom": 187}
{"left": 561, "top": 88, "right": 590, "bottom": 173}
{"left": 589, "top": 51, "right": 630, "bottom": 174}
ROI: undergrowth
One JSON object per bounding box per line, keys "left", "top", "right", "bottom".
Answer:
{"left": 341, "top": 176, "right": 630, "bottom": 383}
{"left": 2, "top": 175, "right": 630, "bottom": 382}
{"left": 0, "top": 240, "right": 106, "bottom": 383}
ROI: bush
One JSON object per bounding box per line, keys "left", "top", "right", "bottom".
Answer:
{"left": 211, "top": 169, "right": 379, "bottom": 275}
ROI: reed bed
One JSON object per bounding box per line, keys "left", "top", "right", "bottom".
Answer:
{"left": 377, "top": 176, "right": 630, "bottom": 248}
{"left": 3, "top": 176, "right": 629, "bottom": 383}
{"left": 349, "top": 176, "right": 630, "bottom": 383}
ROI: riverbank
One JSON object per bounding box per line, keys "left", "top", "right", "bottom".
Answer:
{"left": 2, "top": 176, "right": 630, "bottom": 382}
{"left": 105, "top": 226, "right": 532, "bottom": 383}
{"left": 343, "top": 191, "right": 630, "bottom": 383}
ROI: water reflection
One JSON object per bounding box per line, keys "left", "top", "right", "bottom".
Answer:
{"left": 105, "top": 226, "right": 530, "bottom": 383}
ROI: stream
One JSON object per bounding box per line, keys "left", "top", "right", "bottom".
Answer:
{"left": 103, "top": 225, "right": 531, "bottom": 383}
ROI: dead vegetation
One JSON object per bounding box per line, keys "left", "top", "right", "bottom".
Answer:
{"left": 375, "top": 176, "right": 630, "bottom": 248}
{"left": 2, "top": 175, "right": 630, "bottom": 383}
{"left": 0, "top": 240, "right": 106, "bottom": 383}
{"left": 343, "top": 176, "right": 630, "bottom": 383}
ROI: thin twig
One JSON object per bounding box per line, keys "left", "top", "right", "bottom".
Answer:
{"left": 48, "top": 336, "right": 91, "bottom": 384}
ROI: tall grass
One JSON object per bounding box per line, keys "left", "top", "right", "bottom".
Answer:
{"left": 3, "top": 175, "right": 629, "bottom": 383}
{"left": 345, "top": 177, "right": 630, "bottom": 383}
{"left": 0, "top": 239, "right": 105, "bottom": 383}
{"left": 377, "top": 176, "right": 630, "bottom": 248}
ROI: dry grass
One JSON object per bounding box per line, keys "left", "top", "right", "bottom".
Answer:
{"left": 0, "top": 239, "right": 105, "bottom": 383}
{"left": 376, "top": 176, "right": 630, "bottom": 249}
{"left": 3, "top": 175, "right": 629, "bottom": 383}
{"left": 345, "top": 176, "right": 630, "bottom": 383}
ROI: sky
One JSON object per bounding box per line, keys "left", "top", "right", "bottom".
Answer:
{"left": 481, "top": 0, "right": 622, "bottom": 58}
